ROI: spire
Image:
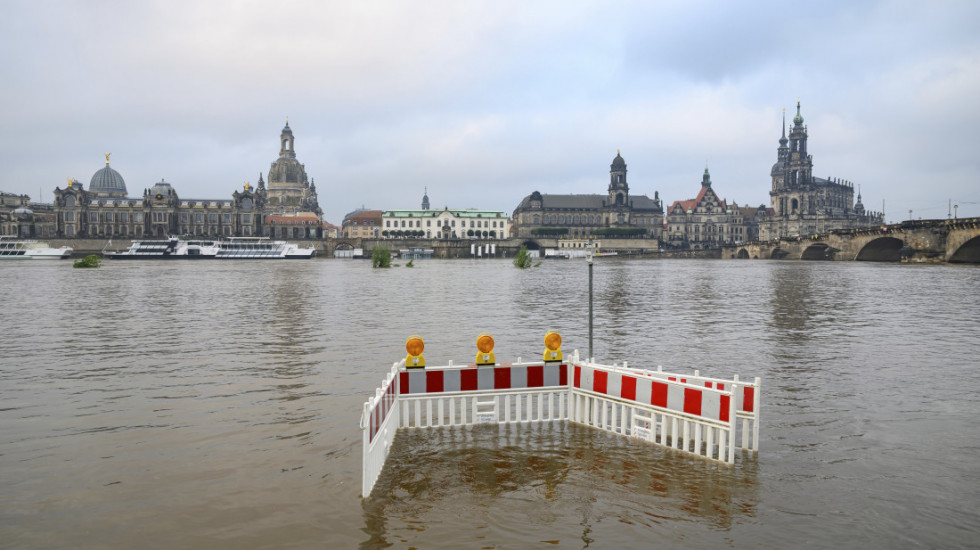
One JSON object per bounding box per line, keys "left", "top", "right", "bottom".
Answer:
{"left": 257, "top": 172, "right": 265, "bottom": 189}
{"left": 702, "top": 166, "right": 712, "bottom": 187}
{"left": 793, "top": 100, "right": 804, "bottom": 125}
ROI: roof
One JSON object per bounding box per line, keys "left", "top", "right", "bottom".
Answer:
{"left": 514, "top": 193, "right": 662, "bottom": 212}
{"left": 384, "top": 209, "right": 508, "bottom": 219}
{"left": 668, "top": 186, "right": 727, "bottom": 214}
{"left": 343, "top": 209, "right": 383, "bottom": 223}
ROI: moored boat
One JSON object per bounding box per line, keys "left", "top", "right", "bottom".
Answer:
{"left": 0, "top": 236, "right": 73, "bottom": 260}
{"left": 106, "top": 236, "right": 316, "bottom": 259}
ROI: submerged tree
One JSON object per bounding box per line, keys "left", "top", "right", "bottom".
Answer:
{"left": 73, "top": 254, "right": 101, "bottom": 269}
{"left": 513, "top": 245, "right": 532, "bottom": 269}
{"left": 371, "top": 246, "right": 392, "bottom": 268}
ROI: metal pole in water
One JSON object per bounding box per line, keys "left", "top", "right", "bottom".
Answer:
{"left": 587, "top": 244, "right": 593, "bottom": 361}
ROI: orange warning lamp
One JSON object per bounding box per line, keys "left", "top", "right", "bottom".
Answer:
{"left": 475, "top": 332, "right": 496, "bottom": 365}
{"left": 543, "top": 330, "right": 563, "bottom": 362}
{"left": 405, "top": 335, "right": 425, "bottom": 368}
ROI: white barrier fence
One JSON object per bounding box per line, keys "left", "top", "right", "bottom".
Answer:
{"left": 360, "top": 351, "right": 761, "bottom": 497}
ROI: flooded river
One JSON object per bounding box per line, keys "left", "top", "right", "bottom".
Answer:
{"left": 1, "top": 258, "right": 978, "bottom": 548}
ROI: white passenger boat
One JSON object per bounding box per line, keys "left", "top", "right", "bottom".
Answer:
{"left": 0, "top": 235, "right": 73, "bottom": 260}
{"left": 106, "top": 236, "right": 316, "bottom": 259}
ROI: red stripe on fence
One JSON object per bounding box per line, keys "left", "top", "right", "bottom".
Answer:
{"left": 560, "top": 364, "right": 568, "bottom": 386}
{"left": 461, "top": 369, "right": 478, "bottom": 391}
{"left": 720, "top": 395, "right": 730, "bottom": 422}
{"left": 743, "top": 387, "right": 754, "bottom": 413}
{"left": 594, "top": 370, "right": 608, "bottom": 394}
{"left": 426, "top": 370, "right": 444, "bottom": 393}
{"left": 622, "top": 375, "right": 636, "bottom": 401}
{"left": 494, "top": 367, "right": 511, "bottom": 390}
{"left": 683, "top": 387, "right": 702, "bottom": 416}
{"left": 399, "top": 372, "right": 410, "bottom": 395}
{"left": 573, "top": 365, "right": 581, "bottom": 388}
{"left": 705, "top": 381, "right": 713, "bottom": 389}
{"left": 652, "top": 381, "right": 668, "bottom": 408}
{"left": 527, "top": 365, "right": 543, "bottom": 388}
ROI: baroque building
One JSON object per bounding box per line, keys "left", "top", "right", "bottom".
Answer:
{"left": 264, "top": 121, "right": 322, "bottom": 216}
{"left": 512, "top": 152, "right": 663, "bottom": 241}
{"left": 759, "top": 102, "right": 883, "bottom": 240}
{"left": 21, "top": 123, "right": 324, "bottom": 240}
{"left": 665, "top": 168, "right": 753, "bottom": 249}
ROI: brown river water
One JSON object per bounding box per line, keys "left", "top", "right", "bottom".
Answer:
{"left": 1, "top": 258, "right": 978, "bottom": 549}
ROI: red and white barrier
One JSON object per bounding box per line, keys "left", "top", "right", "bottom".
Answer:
{"left": 361, "top": 351, "right": 761, "bottom": 498}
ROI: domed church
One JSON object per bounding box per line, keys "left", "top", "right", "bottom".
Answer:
{"left": 47, "top": 122, "right": 325, "bottom": 240}
{"left": 263, "top": 121, "right": 322, "bottom": 216}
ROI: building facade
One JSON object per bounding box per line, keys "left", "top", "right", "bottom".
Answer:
{"left": 5, "top": 124, "right": 323, "bottom": 241}
{"left": 382, "top": 208, "right": 511, "bottom": 240}
{"left": 665, "top": 168, "right": 752, "bottom": 249}
{"left": 512, "top": 152, "right": 663, "bottom": 241}
{"left": 760, "top": 102, "right": 883, "bottom": 240}
{"left": 52, "top": 162, "right": 268, "bottom": 239}
{"left": 342, "top": 209, "right": 384, "bottom": 239}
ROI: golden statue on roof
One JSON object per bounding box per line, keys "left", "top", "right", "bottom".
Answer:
{"left": 105, "top": 153, "right": 111, "bottom": 165}
{"left": 244, "top": 181, "right": 250, "bottom": 192}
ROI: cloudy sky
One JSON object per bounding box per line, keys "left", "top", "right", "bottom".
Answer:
{"left": 2, "top": 0, "right": 978, "bottom": 224}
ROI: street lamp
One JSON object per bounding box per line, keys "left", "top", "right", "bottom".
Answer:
{"left": 954, "top": 204, "right": 958, "bottom": 219}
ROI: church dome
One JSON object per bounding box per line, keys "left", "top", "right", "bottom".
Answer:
{"left": 611, "top": 151, "right": 626, "bottom": 168}
{"left": 793, "top": 101, "right": 804, "bottom": 125}
{"left": 90, "top": 162, "right": 127, "bottom": 196}
{"left": 771, "top": 162, "right": 785, "bottom": 177}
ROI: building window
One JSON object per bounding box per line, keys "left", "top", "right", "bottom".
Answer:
{"left": 65, "top": 212, "right": 75, "bottom": 222}
{"left": 223, "top": 213, "right": 232, "bottom": 223}
{"left": 90, "top": 212, "right": 98, "bottom": 222}
{"left": 105, "top": 212, "right": 114, "bottom": 222}
{"left": 242, "top": 214, "right": 251, "bottom": 224}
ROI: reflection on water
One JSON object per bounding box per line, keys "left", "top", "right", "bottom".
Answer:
{"left": 1, "top": 259, "right": 978, "bottom": 549}
{"left": 362, "top": 423, "right": 758, "bottom": 548}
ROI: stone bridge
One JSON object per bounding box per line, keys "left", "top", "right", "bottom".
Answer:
{"left": 721, "top": 218, "right": 980, "bottom": 263}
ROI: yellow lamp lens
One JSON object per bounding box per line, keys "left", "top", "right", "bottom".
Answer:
{"left": 476, "top": 333, "right": 495, "bottom": 353}
{"left": 544, "top": 331, "right": 561, "bottom": 351}
{"left": 405, "top": 336, "right": 424, "bottom": 356}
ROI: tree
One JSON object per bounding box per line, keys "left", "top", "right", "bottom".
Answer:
{"left": 371, "top": 246, "right": 392, "bottom": 268}
{"left": 513, "top": 245, "right": 532, "bottom": 269}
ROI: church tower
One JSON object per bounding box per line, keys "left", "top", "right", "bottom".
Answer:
{"left": 608, "top": 151, "right": 629, "bottom": 207}
{"left": 265, "top": 120, "right": 321, "bottom": 216}
{"left": 422, "top": 187, "right": 430, "bottom": 210}
{"left": 787, "top": 101, "right": 813, "bottom": 187}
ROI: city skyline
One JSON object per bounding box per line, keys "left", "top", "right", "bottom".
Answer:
{"left": 1, "top": 1, "right": 978, "bottom": 224}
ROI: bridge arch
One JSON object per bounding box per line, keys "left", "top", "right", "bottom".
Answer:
{"left": 335, "top": 241, "right": 356, "bottom": 250}
{"left": 801, "top": 243, "right": 835, "bottom": 261}
{"left": 770, "top": 247, "right": 789, "bottom": 260}
{"left": 736, "top": 248, "right": 749, "bottom": 259}
{"left": 520, "top": 240, "right": 541, "bottom": 251}
{"left": 949, "top": 235, "right": 980, "bottom": 264}
{"left": 856, "top": 237, "right": 904, "bottom": 262}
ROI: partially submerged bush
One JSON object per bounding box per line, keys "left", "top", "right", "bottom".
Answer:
{"left": 371, "top": 246, "right": 392, "bottom": 268}
{"left": 73, "top": 254, "right": 101, "bottom": 268}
